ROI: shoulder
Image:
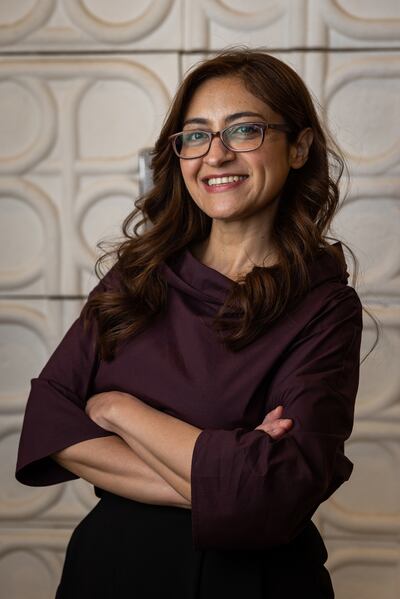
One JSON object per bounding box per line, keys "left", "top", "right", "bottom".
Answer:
{"left": 287, "top": 280, "right": 363, "bottom": 339}
{"left": 87, "top": 261, "right": 122, "bottom": 299}
{"left": 303, "top": 283, "right": 363, "bottom": 339}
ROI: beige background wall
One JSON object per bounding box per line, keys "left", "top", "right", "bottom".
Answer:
{"left": 0, "top": 1, "right": 399, "bottom": 597}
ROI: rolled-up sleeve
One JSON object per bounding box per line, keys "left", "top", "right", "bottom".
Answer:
{"left": 190, "top": 286, "right": 363, "bottom": 551}
{"left": 15, "top": 269, "right": 118, "bottom": 487}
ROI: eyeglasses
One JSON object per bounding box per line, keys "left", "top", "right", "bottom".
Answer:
{"left": 169, "top": 122, "right": 292, "bottom": 159}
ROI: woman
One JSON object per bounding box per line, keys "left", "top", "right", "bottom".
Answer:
{"left": 16, "top": 48, "right": 369, "bottom": 598}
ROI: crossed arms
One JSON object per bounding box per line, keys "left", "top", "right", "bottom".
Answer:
{"left": 52, "top": 392, "right": 291, "bottom": 508}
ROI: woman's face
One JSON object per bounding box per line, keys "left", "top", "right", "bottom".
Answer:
{"left": 178, "top": 76, "right": 305, "bottom": 224}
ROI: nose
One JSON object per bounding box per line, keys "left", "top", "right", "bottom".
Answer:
{"left": 203, "top": 135, "right": 235, "bottom": 166}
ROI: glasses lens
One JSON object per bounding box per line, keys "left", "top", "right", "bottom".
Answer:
{"left": 223, "top": 124, "right": 263, "bottom": 151}
{"left": 174, "top": 130, "right": 210, "bottom": 158}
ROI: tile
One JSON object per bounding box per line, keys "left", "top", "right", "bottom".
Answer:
{"left": 0, "top": 53, "right": 179, "bottom": 295}
{"left": 324, "top": 537, "right": 400, "bottom": 599}
{"left": 0, "top": 296, "right": 107, "bottom": 524}
{"left": 183, "top": 0, "right": 307, "bottom": 51}
{"left": 0, "top": 528, "right": 71, "bottom": 599}
{"left": 0, "top": 0, "right": 182, "bottom": 52}
{"left": 307, "top": 0, "right": 400, "bottom": 49}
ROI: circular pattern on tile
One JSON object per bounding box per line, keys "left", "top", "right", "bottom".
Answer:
{"left": 64, "top": 0, "right": 173, "bottom": 43}
{"left": 0, "top": 0, "right": 53, "bottom": 45}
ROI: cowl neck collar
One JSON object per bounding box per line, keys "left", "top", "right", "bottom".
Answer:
{"left": 160, "top": 241, "right": 349, "bottom": 306}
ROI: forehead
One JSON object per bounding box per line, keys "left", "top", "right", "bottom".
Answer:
{"left": 184, "top": 76, "right": 273, "bottom": 121}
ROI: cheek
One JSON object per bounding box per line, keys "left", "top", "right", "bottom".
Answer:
{"left": 257, "top": 151, "right": 290, "bottom": 182}
{"left": 179, "top": 163, "right": 188, "bottom": 185}
{"left": 180, "top": 162, "right": 198, "bottom": 190}
{"left": 253, "top": 161, "right": 291, "bottom": 199}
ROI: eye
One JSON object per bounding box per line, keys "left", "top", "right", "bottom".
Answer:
{"left": 182, "top": 130, "right": 209, "bottom": 145}
{"left": 228, "top": 124, "right": 260, "bottom": 138}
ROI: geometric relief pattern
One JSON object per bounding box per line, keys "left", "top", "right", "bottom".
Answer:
{"left": 352, "top": 307, "right": 400, "bottom": 419}
{"left": 324, "top": 56, "right": 400, "bottom": 175}
{"left": 327, "top": 541, "right": 400, "bottom": 599}
{"left": 0, "top": 56, "right": 177, "bottom": 296}
{"left": 0, "top": 297, "right": 104, "bottom": 532}
{"left": 325, "top": 541, "right": 400, "bottom": 599}
{"left": 305, "top": 43, "right": 400, "bottom": 598}
{"left": 0, "top": 48, "right": 178, "bottom": 599}
{"left": 0, "top": 1, "right": 399, "bottom": 597}
{"left": 309, "top": 0, "right": 400, "bottom": 49}
{"left": 333, "top": 196, "right": 400, "bottom": 299}
{"left": 1, "top": 1, "right": 400, "bottom": 53}
{"left": 0, "top": 529, "right": 72, "bottom": 599}
{"left": 183, "top": 0, "right": 308, "bottom": 54}
{"left": 0, "top": 0, "right": 181, "bottom": 51}
{"left": 320, "top": 422, "right": 400, "bottom": 535}
{"left": 310, "top": 51, "right": 400, "bottom": 598}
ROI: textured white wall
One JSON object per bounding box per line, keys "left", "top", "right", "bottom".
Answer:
{"left": 0, "top": 1, "right": 399, "bottom": 597}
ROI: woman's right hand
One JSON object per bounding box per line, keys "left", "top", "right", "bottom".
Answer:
{"left": 254, "top": 405, "right": 293, "bottom": 439}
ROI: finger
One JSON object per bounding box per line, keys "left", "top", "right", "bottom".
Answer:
{"left": 262, "top": 418, "right": 293, "bottom": 430}
{"left": 279, "top": 419, "right": 294, "bottom": 426}
{"left": 255, "top": 418, "right": 292, "bottom": 433}
{"left": 263, "top": 420, "right": 292, "bottom": 432}
{"left": 256, "top": 423, "right": 290, "bottom": 437}
{"left": 265, "top": 405, "right": 283, "bottom": 422}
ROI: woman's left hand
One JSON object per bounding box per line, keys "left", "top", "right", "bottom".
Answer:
{"left": 85, "top": 391, "right": 135, "bottom": 431}
{"left": 254, "top": 405, "right": 293, "bottom": 439}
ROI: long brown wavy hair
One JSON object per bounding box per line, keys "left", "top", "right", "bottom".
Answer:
{"left": 82, "top": 47, "right": 379, "bottom": 363}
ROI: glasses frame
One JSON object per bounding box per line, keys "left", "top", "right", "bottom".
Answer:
{"left": 169, "top": 122, "right": 292, "bottom": 159}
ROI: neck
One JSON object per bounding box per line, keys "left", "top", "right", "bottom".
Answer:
{"left": 190, "top": 236, "right": 278, "bottom": 282}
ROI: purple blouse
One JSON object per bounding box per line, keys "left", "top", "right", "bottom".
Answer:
{"left": 15, "top": 242, "right": 363, "bottom": 551}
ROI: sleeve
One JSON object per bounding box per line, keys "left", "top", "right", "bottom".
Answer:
{"left": 190, "top": 285, "right": 363, "bottom": 551}
{"left": 15, "top": 267, "right": 119, "bottom": 487}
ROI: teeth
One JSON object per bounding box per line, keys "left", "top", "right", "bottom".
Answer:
{"left": 206, "top": 175, "right": 247, "bottom": 186}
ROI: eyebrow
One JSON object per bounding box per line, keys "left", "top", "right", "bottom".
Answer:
{"left": 182, "top": 111, "right": 266, "bottom": 127}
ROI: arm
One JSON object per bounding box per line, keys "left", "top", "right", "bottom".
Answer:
{"left": 85, "top": 393, "right": 202, "bottom": 503}
{"left": 84, "top": 395, "right": 293, "bottom": 505}
{"left": 52, "top": 435, "right": 191, "bottom": 508}
{"left": 188, "top": 287, "right": 362, "bottom": 551}
{"left": 16, "top": 258, "right": 290, "bottom": 501}
{"left": 15, "top": 267, "right": 117, "bottom": 486}
{"left": 15, "top": 266, "right": 194, "bottom": 508}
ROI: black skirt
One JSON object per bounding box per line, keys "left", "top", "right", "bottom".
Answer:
{"left": 55, "top": 489, "right": 335, "bottom": 599}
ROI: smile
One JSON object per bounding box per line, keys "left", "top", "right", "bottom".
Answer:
{"left": 206, "top": 175, "right": 248, "bottom": 186}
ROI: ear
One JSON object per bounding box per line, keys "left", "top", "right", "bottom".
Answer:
{"left": 288, "top": 127, "right": 314, "bottom": 169}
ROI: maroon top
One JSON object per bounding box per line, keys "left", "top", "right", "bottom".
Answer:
{"left": 15, "top": 242, "right": 363, "bottom": 551}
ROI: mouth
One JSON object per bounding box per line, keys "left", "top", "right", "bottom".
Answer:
{"left": 202, "top": 175, "right": 249, "bottom": 191}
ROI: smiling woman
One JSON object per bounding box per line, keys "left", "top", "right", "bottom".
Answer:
{"left": 176, "top": 75, "right": 314, "bottom": 280}
{"left": 15, "top": 48, "right": 376, "bottom": 599}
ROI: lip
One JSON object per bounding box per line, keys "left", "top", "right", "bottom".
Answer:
{"left": 201, "top": 174, "right": 249, "bottom": 193}
{"left": 201, "top": 173, "right": 248, "bottom": 182}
